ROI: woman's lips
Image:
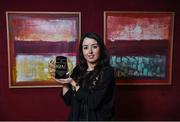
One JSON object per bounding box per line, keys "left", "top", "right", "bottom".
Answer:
{"left": 88, "top": 55, "right": 94, "bottom": 59}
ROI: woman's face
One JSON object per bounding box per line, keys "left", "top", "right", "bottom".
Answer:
{"left": 82, "top": 37, "right": 100, "bottom": 65}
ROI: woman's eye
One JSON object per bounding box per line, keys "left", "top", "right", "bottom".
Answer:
{"left": 83, "top": 46, "right": 88, "bottom": 50}
{"left": 92, "top": 45, "right": 98, "bottom": 49}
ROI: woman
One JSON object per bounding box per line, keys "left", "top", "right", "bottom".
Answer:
{"left": 50, "top": 32, "right": 115, "bottom": 120}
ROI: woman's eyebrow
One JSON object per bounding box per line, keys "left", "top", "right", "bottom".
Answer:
{"left": 82, "top": 43, "right": 98, "bottom": 46}
{"left": 82, "top": 45, "right": 88, "bottom": 46}
{"left": 91, "top": 43, "right": 98, "bottom": 45}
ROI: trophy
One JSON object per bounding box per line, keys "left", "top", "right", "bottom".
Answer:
{"left": 55, "top": 56, "right": 68, "bottom": 79}
{"left": 48, "top": 55, "right": 73, "bottom": 79}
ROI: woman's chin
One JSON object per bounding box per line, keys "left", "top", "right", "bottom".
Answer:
{"left": 87, "top": 60, "right": 98, "bottom": 64}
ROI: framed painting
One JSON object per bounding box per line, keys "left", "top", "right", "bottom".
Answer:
{"left": 104, "top": 11, "right": 174, "bottom": 85}
{"left": 6, "top": 11, "right": 81, "bottom": 88}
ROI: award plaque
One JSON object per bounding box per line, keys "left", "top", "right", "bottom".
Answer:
{"left": 55, "top": 56, "right": 68, "bottom": 79}
{"left": 48, "top": 55, "right": 74, "bottom": 79}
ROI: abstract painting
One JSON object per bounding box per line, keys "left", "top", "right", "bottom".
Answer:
{"left": 6, "top": 11, "right": 81, "bottom": 88}
{"left": 104, "top": 11, "right": 174, "bottom": 85}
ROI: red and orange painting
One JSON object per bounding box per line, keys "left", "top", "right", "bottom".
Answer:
{"left": 6, "top": 11, "right": 81, "bottom": 88}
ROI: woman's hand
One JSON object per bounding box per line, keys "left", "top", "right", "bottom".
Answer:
{"left": 52, "top": 77, "right": 73, "bottom": 84}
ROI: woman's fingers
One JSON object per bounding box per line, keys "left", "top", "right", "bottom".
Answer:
{"left": 52, "top": 77, "right": 72, "bottom": 84}
{"left": 59, "top": 78, "right": 72, "bottom": 83}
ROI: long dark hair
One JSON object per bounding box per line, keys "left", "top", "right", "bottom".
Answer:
{"left": 75, "top": 32, "right": 110, "bottom": 86}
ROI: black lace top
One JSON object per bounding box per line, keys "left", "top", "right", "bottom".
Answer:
{"left": 61, "top": 66, "right": 116, "bottom": 121}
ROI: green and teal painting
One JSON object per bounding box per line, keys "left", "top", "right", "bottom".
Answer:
{"left": 110, "top": 55, "right": 166, "bottom": 80}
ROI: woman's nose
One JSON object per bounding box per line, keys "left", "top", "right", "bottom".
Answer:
{"left": 88, "top": 48, "right": 93, "bottom": 54}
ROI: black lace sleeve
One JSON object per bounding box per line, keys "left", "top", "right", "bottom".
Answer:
{"left": 60, "top": 66, "right": 79, "bottom": 106}
{"left": 61, "top": 87, "right": 73, "bottom": 106}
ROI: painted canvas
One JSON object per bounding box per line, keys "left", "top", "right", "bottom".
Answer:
{"left": 104, "top": 11, "right": 174, "bottom": 85}
{"left": 6, "top": 11, "right": 81, "bottom": 88}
